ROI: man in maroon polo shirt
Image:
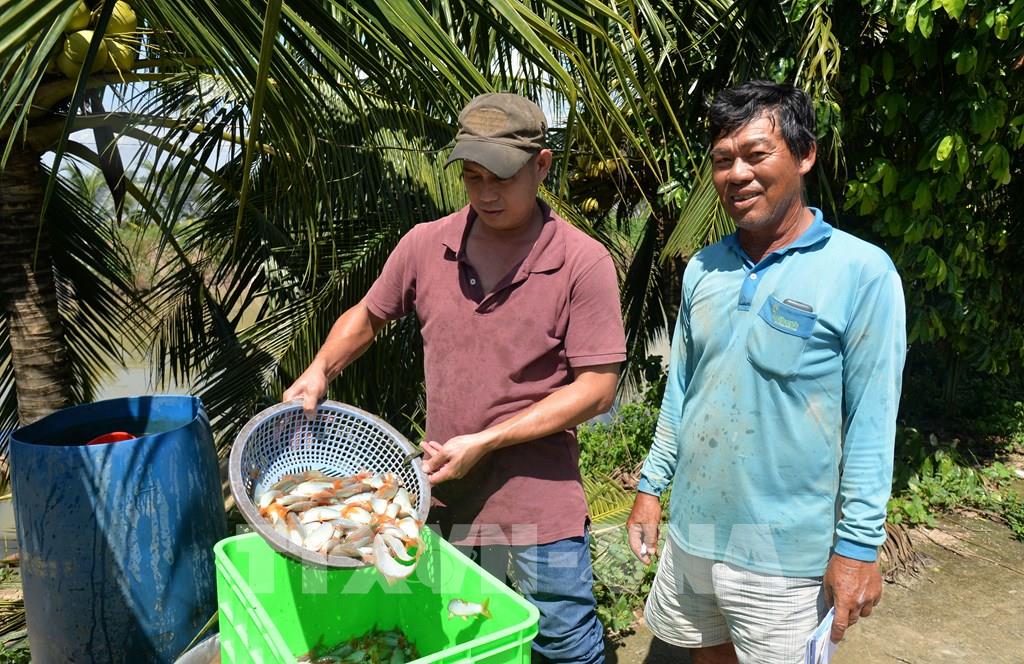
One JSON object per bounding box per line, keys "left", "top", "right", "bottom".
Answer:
{"left": 284, "top": 92, "right": 625, "bottom": 664}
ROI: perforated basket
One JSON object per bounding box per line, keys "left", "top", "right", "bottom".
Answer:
{"left": 228, "top": 399, "right": 430, "bottom": 568}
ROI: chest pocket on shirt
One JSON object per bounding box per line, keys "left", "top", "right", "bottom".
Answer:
{"left": 746, "top": 295, "right": 817, "bottom": 378}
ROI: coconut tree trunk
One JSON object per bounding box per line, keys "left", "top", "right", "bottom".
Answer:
{"left": 0, "top": 147, "right": 74, "bottom": 425}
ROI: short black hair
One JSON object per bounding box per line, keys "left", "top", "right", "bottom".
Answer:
{"left": 708, "top": 81, "right": 816, "bottom": 159}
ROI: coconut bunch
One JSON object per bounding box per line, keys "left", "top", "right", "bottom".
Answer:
{"left": 51, "top": 0, "right": 139, "bottom": 79}
{"left": 569, "top": 154, "right": 621, "bottom": 217}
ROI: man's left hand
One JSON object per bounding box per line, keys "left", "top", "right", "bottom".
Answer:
{"left": 420, "top": 434, "right": 491, "bottom": 485}
{"left": 823, "top": 553, "right": 882, "bottom": 643}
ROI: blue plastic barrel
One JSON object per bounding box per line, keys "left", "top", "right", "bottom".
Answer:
{"left": 9, "top": 395, "right": 227, "bottom": 663}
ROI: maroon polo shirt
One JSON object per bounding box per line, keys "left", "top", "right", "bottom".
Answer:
{"left": 364, "top": 200, "right": 626, "bottom": 546}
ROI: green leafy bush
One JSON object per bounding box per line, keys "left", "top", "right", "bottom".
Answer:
{"left": 837, "top": 0, "right": 1024, "bottom": 376}
{"left": 889, "top": 434, "right": 1024, "bottom": 540}
{"left": 0, "top": 646, "right": 30, "bottom": 664}
{"left": 579, "top": 401, "right": 659, "bottom": 480}
{"left": 579, "top": 356, "right": 665, "bottom": 480}
{"left": 580, "top": 364, "right": 664, "bottom": 638}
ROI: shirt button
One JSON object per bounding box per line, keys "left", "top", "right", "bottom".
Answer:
{"left": 749, "top": 273, "right": 758, "bottom": 280}
{"left": 469, "top": 278, "right": 477, "bottom": 285}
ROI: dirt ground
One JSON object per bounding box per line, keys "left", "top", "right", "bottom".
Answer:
{"left": 606, "top": 512, "right": 1024, "bottom": 664}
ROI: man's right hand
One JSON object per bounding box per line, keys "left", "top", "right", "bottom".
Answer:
{"left": 282, "top": 362, "right": 329, "bottom": 418}
{"left": 627, "top": 491, "right": 662, "bottom": 565}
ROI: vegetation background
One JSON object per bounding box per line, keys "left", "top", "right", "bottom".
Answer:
{"left": 1, "top": 0, "right": 1023, "bottom": 649}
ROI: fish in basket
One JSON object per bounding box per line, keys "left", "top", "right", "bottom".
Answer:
{"left": 257, "top": 468, "right": 424, "bottom": 582}
{"left": 229, "top": 400, "right": 431, "bottom": 583}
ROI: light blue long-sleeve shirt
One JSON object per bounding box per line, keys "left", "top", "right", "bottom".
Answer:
{"left": 639, "top": 209, "right": 906, "bottom": 577}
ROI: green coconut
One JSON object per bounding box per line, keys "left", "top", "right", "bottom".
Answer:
{"left": 104, "top": 37, "right": 136, "bottom": 72}
{"left": 60, "top": 30, "right": 110, "bottom": 78}
{"left": 56, "top": 52, "right": 83, "bottom": 79}
{"left": 107, "top": 1, "right": 137, "bottom": 35}
{"left": 66, "top": 2, "right": 91, "bottom": 32}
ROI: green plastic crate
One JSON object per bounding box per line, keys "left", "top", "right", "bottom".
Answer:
{"left": 214, "top": 528, "right": 539, "bottom": 663}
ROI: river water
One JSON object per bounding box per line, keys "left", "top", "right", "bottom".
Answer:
{"left": 95, "top": 360, "right": 188, "bottom": 401}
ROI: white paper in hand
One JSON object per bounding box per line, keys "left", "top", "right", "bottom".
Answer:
{"left": 804, "top": 607, "right": 838, "bottom": 664}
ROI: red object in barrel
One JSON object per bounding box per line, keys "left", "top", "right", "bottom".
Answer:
{"left": 85, "top": 431, "right": 137, "bottom": 445}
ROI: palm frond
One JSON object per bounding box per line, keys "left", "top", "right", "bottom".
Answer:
{"left": 2, "top": 0, "right": 844, "bottom": 467}
{"left": 0, "top": 315, "right": 18, "bottom": 454}
{"left": 36, "top": 0, "right": 119, "bottom": 239}
{"left": 0, "top": 0, "right": 77, "bottom": 163}
{"left": 662, "top": 157, "right": 735, "bottom": 259}
{"left": 583, "top": 474, "right": 634, "bottom": 527}
{"left": 48, "top": 166, "right": 142, "bottom": 404}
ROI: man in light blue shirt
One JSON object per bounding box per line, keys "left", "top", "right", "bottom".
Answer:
{"left": 627, "top": 81, "right": 906, "bottom": 664}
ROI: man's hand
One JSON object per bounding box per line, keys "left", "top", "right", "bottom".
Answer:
{"left": 282, "top": 363, "right": 329, "bottom": 418}
{"left": 823, "top": 553, "right": 882, "bottom": 643}
{"left": 626, "top": 492, "right": 662, "bottom": 565}
{"left": 420, "top": 433, "right": 492, "bottom": 485}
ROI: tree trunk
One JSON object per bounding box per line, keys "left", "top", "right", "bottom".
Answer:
{"left": 0, "top": 147, "right": 74, "bottom": 425}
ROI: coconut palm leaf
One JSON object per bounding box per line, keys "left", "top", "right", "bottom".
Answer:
{"left": 2, "top": 0, "right": 839, "bottom": 463}
{"left": 33, "top": 1, "right": 685, "bottom": 452}
{"left": 35, "top": 0, "right": 120, "bottom": 244}
{"left": 583, "top": 473, "right": 634, "bottom": 528}
{"left": 0, "top": 318, "right": 17, "bottom": 450}
{"left": 0, "top": 0, "right": 79, "bottom": 159}
{"left": 48, "top": 170, "right": 142, "bottom": 404}
{"left": 139, "top": 89, "right": 463, "bottom": 442}
{"left": 83, "top": 91, "right": 128, "bottom": 220}
{"left": 662, "top": 157, "right": 734, "bottom": 260}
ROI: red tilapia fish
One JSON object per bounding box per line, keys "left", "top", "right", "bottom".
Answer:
{"left": 257, "top": 469, "right": 423, "bottom": 583}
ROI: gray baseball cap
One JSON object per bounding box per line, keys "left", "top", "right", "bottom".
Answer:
{"left": 445, "top": 93, "right": 548, "bottom": 179}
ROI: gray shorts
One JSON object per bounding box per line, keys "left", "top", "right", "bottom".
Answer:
{"left": 645, "top": 535, "right": 827, "bottom": 664}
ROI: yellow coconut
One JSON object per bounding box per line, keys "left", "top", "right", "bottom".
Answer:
{"left": 107, "top": 1, "right": 138, "bottom": 35}
{"left": 66, "top": 2, "right": 91, "bottom": 32}
{"left": 104, "top": 37, "right": 136, "bottom": 72}
{"left": 61, "top": 30, "right": 109, "bottom": 77}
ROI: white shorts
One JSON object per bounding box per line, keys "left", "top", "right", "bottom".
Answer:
{"left": 645, "top": 535, "right": 826, "bottom": 664}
